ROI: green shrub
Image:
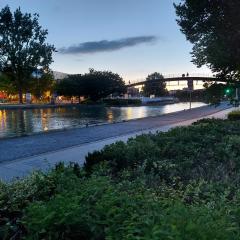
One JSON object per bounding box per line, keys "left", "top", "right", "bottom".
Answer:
{"left": 0, "top": 163, "right": 83, "bottom": 240}
{"left": 24, "top": 174, "right": 240, "bottom": 240}
{"left": 228, "top": 110, "right": 240, "bottom": 121}
{"left": 85, "top": 119, "right": 240, "bottom": 184}
{"left": 2, "top": 119, "right": 240, "bottom": 239}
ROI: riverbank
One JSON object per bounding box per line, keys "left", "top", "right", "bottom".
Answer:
{"left": 0, "top": 103, "right": 82, "bottom": 110}
{"left": 0, "top": 101, "right": 173, "bottom": 110}
{"left": 0, "top": 101, "right": 178, "bottom": 110}
{"left": 0, "top": 102, "right": 206, "bottom": 138}
{"left": 0, "top": 103, "right": 235, "bottom": 181}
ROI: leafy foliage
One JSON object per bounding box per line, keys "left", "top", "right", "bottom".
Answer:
{"left": 228, "top": 110, "right": 240, "bottom": 121}
{"left": 85, "top": 119, "right": 240, "bottom": 185}
{"left": 174, "top": 0, "right": 240, "bottom": 80}
{"left": 29, "top": 71, "right": 55, "bottom": 99}
{"left": 2, "top": 120, "right": 240, "bottom": 239}
{"left": 203, "top": 82, "right": 226, "bottom": 105}
{"left": 142, "top": 72, "right": 168, "bottom": 97}
{"left": 174, "top": 89, "right": 206, "bottom": 102}
{"left": 56, "top": 69, "right": 126, "bottom": 101}
{"left": 0, "top": 73, "right": 16, "bottom": 94}
{"left": 24, "top": 174, "right": 240, "bottom": 240}
{"left": 0, "top": 6, "right": 55, "bottom": 103}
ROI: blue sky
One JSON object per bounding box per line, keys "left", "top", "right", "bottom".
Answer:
{"left": 0, "top": 0, "right": 211, "bottom": 81}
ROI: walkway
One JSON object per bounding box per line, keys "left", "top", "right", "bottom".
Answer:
{"left": 0, "top": 103, "right": 235, "bottom": 181}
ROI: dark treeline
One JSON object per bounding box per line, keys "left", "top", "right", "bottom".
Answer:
{"left": 55, "top": 69, "right": 126, "bottom": 102}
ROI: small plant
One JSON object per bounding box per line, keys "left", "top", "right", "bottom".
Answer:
{"left": 228, "top": 110, "right": 240, "bottom": 121}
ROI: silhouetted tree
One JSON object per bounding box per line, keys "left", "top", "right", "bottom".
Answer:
{"left": 56, "top": 69, "right": 126, "bottom": 102}
{"left": 0, "top": 73, "right": 16, "bottom": 94}
{"left": 143, "top": 72, "right": 168, "bottom": 97}
{"left": 29, "top": 71, "right": 55, "bottom": 100}
{"left": 0, "top": 6, "right": 55, "bottom": 103}
{"left": 174, "top": 1, "right": 240, "bottom": 81}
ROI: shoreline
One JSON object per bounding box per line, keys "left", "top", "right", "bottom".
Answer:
{"left": 0, "top": 100, "right": 206, "bottom": 110}
{"left": 0, "top": 102, "right": 208, "bottom": 141}
{"left": 0, "top": 103, "right": 232, "bottom": 164}
{"left": 0, "top": 103, "right": 235, "bottom": 181}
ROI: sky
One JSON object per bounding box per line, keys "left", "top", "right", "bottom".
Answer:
{"left": 0, "top": 0, "right": 211, "bottom": 82}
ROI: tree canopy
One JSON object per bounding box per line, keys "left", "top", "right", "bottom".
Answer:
{"left": 56, "top": 69, "right": 126, "bottom": 101}
{"left": 174, "top": 0, "right": 240, "bottom": 81}
{"left": 29, "top": 71, "right": 55, "bottom": 99}
{"left": 0, "top": 6, "right": 55, "bottom": 103}
{"left": 142, "top": 72, "right": 168, "bottom": 97}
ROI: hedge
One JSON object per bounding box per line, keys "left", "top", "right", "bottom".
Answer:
{"left": 1, "top": 119, "right": 240, "bottom": 239}
{"left": 228, "top": 110, "right": 240, "bottom": 121}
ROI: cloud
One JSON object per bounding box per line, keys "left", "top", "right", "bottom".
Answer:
{"left": 58, "top": 36, "right": 158, "bottom": 55}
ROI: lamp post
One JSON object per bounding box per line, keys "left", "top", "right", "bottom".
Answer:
{"left": 189, "top": 90, "right": 192, "bottom": 110}
{"left": 188, "top": 79, "right": 193, "bottom": 110}
{"left": 32, "top": 69, "right": 42, "bottom": 102}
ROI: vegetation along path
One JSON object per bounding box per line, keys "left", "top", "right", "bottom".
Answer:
{"left": 0, "top": 102, "right": 234, "bottom": 181}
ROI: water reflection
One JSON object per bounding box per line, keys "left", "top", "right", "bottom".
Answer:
{"left": 0, "top": 102, "right": 206, "bottom": 138}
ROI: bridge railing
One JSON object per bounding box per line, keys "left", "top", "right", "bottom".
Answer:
{"left": 128, "top": 73, "right": 215, "bottom": 85}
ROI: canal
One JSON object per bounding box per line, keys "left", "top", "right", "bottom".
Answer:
{"left": 0, "top": 102, "right": 206, "bottom": 138}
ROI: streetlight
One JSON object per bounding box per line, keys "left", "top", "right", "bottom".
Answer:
{"left": 32, "top": 69, "right": 42, "bottom": 103}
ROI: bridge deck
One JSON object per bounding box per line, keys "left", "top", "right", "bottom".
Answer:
{"left": 127, "top": 76, "right": 231, "bottom": 87}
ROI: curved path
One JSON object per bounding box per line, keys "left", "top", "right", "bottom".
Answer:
{"left": 0, "top": 102, "right": 235, "bottom": 181}
{"left": 0, "top": 103, "right": 230, "bottom": 163}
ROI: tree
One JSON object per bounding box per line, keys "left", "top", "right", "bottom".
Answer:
{"left": 203, "top": 82, "right": 237, "bottom": 105}
{"left": 55, "top": 74, "right": 84, "bottom": 102}
{"left": 142, "top": 72, "right": 168, "bottom": 97}
{"left": 174, "top": 1, "right": 240, "bottom": 81}
{"left": 0, "top": 73, "right": 16, "bottom": 94}
{"left": 29, "top": 71, "right": 55, "bottom": 100}
{"left": 0, "top": 6, "right": 55, "bottom": 103}
{"left": 82, "top": 69, "right": 126, "bottom": 101}
{"left": 203, "top": 82, "right": 226, "bottom": 105}
{"left": 56, "top": 69, "right": 126, "bottom": 102}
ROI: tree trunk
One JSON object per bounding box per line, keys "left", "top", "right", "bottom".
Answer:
{"left": 18, "top": 88, "right": 23, "bottom": 104}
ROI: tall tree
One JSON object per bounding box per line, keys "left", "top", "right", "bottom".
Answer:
{"left": 55, "top": 74, "right": 84, "bottom": 102}
{"left": 0, "top": 73, "right": 16, "bottom": 94}
{"left": 143, "top": 72, "right": 168, "bottom": 97}
{"left": 0, "top": 6, "right": 55, "bottom": 103}
{"left": 29, "top": 71, "right": 55, "bottom": 100}
{"left": 82, "top": 69, "right": 126, "bottom": 101}
{"left": 174, "top": 0, "right": 240, "bottom": 81}
{"left": 56, "top": 70, "right": 126, "bottom": 102}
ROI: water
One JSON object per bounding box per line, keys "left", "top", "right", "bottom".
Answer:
{"left": 0, "top": 102, "right": 206, "bottom": 138}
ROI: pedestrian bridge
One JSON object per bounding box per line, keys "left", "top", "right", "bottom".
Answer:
{"left": 127, "top": 73, "right": 228, "bottom": 88}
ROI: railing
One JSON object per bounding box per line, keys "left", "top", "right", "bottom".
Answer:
{"left": 128, "top": 73, "right": 215, "bottom": 86}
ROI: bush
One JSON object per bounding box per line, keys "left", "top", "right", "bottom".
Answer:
{"left": 85, "top": 119, "right": 240, "bottom": 185}
{"left": 0, "top": 163, "right": 82, "bottom": 240}
{"left": 2, "top": 119, "right": 240, "bottom": 239}
{"left": 23, "top": 174, "right": 240, "bottom": 240}
{"left": 228, "top": 110, "right": 240, "bottom": 121}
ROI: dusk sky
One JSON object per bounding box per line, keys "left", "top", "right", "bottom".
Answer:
{"left": 0, "top": 0, "right": 211, "bottom": 81}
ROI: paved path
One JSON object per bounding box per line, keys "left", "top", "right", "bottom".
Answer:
{"left": 0, "top": 103, "right": 236, "bottom": 181}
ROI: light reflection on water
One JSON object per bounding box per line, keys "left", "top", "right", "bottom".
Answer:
{"left": 0, "top": 102, "right": 206, "bottom": 138}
